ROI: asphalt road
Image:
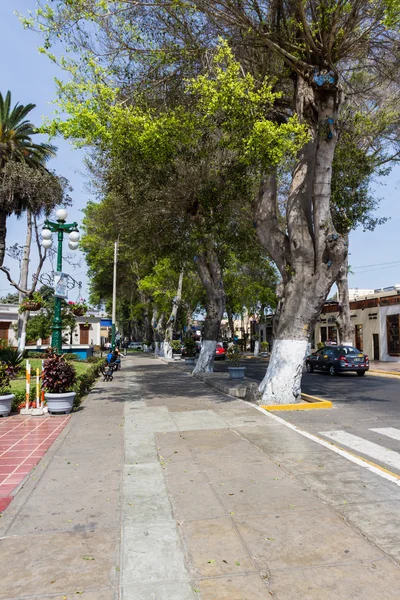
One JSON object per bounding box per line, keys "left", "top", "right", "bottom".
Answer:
{"left": 213, "top": 357, "right": 400, "bottom": 476}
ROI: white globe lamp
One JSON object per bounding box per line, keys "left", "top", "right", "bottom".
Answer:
{"left": 55, "top": 208, "right": 68, "bottom": 222}
{"left": 42, "top": 239, "right": 53, "bottom": 249}
{"left": 41, "top": 228, "right": 52, "bottom": 240}
{"left": 69, "top": 230, "right": 80, "bottom": 242}
{"left": 68, "top": 240, "right": 79, "bottom": 251}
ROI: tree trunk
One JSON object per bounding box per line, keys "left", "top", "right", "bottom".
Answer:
{"left": 335, "top": 246, "right": 354, "bottom": 346}
{"left": 166, "top": 269, "right": 184, "bottom": 341}
{"left": 227, "top": 307, "right": 235, "bottom": 342}
{"left": 193, "top": 248, "right": 226, "bottom": 373}
{"left": 255, "top": 79, "right": 347, "bottom": 404}
{"left": 17, "top": 211, "right": 33, "bottom": 354}
{"left": 254, "top": 340, "right": 260, "bottom": 357}
{"left": 0, "top": 210, "right": 7, "bottom": 268}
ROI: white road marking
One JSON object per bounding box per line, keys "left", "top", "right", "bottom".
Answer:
{"left": 319, "top": 430, "right": 400, "bottom": 472}
{"left": 246, "top": 401, "right": 400, "bottom": 487}
{"left": 370, "top": 427, "right": 400, "bottom": 442}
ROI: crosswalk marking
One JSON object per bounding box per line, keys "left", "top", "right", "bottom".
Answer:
{"left": 370, "top": 427, "right": 400, "bottom": 442}
{"left": 320, "top": 430, "right": 400, "bottom": 472}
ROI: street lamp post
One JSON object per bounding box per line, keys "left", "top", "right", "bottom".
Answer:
{"left": 41, "top": 209, "right": 80, "bottom": 354}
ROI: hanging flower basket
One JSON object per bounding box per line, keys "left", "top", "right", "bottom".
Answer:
{"left": 19, "top": 293, "right": 44, "bottom": 313}
{"left": 68, "top": 300, "right": 88, "bottom": 317}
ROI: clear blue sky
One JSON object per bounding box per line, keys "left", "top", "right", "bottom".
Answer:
{"left": 1, "top": 1, "right": 399, "bottom": 299}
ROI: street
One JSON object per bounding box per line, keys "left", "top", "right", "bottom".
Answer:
{"left": 214, "top": 357, "right": 400, "bottom": 477}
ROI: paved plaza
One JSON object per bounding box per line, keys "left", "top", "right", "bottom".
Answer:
{"left": 0, "top": 355, "right": 400, "bottom": 599}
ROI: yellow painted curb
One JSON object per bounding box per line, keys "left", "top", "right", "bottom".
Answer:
{"left": 369, "top": 369, "right": 400, "bottom": 378}
{"left": 262, "top": 393, "right": 332, "bottom": 411}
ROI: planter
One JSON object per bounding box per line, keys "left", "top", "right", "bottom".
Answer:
{"left": 71, "top": 307, "right": 85, "bottom": 316}
{"left": 45, "top": 391, "right": 76, "bottom": 414}
{"left": 228, "top": 366, "right": 246, "bottom": 380}
{"left": 173, "top": 353, "right": 182, "bottom": 361}
{"left": 0, "top": 394, "right": 14, "bottom": 417}
{"left": 184, "top": 357, "right": 196, "bottom": 366}
{"left": 21, "top": 302, "right": 42, "bottom": 312}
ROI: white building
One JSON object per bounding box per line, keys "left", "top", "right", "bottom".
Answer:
{"left": 0, "top": 303, "right": 103, "bottom": 355}
{"left": 313, "top": 286, "right": 400, "bottom": 362}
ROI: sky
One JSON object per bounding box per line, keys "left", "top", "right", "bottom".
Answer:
{"left": 0, "top": 1, "right": 400, "bottom": 301}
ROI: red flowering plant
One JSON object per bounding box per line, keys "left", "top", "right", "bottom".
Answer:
{"left": 42, "top": 348, "right": 77, "bottom": 393}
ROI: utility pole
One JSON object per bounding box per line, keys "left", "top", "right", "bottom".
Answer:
{"left": 111, "top": 240, "right": 118, "bottom": 351}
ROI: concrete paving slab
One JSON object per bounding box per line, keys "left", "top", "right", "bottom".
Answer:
{"left": 180, "top": 517, "right": 256, "bottom": 578}
{"left": 168, "top": 478, "right": 227, "bottom": 521}
{"left": 234, "top": 506, "right": 383, "bottom": 571}
{"left": 15, "top": 592, "right": 115, "bottom": 600}
{"left": 122, "top": 463, "right": 173, "bottom": 524}
{"left": 338, "top": 500, "right": 400, "bottom": 560}
{"left": 212, "top": 474, "right": 315, "bottom": 515}
{"left": 0, "top": 529, "right": 118, "bottom": 599}
{"left": 198, "top": 454, "right": 283, "bottom": 482}
{"left": 124, "top": 406, "right": 178, "bottom": 433}
{"left": 122, "top": 581, "right": 196, "bottom": 599}
{"left": 268, "top": 448, "right": 361, "bottom": 474}
{"left": 192, "top": 573, "right": 269, "bottom": 599}
{"left": 298, "top": 467, "right": 400, "bottom": 506}
{"left": 269, "top": 559, "right": 400, "bottom": 600}
{"left": 172, "top": 410, "right": 229, "bottom": 431}
{"left": 154, "top": 432, "right": 195, "bottom": 461}
{"left": 122, "top": 521, "right": 190, "bottom": 585}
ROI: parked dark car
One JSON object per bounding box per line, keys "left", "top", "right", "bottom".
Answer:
{"left": 306, "top": 346, "right": 369, "bottom": 376}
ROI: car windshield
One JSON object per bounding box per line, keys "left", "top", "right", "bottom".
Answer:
{"left": 338, "top": 346, "right": 361, "bottom": 355}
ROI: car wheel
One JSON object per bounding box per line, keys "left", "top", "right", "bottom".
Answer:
{"left": 357, "top": 371, "right": 366, "bottom": 377}
{"left": 306, "top": 363, "right": 314, "bottom": 373}
{"left": 329, "top": 364, "right": 337, "bottom": 376}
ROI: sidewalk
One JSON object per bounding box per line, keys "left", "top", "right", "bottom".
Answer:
{"left": 1, "top": 355, "right": 399, "bottom": 599}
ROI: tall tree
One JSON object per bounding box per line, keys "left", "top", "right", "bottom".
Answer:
{"left": 28, "top": 1, "right": 400, "bottom": 402}
{"left": 0, "top": 91, "right": 56, "bottom": 265}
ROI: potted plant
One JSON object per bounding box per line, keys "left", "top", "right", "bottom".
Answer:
{"left": 183, "top": 337, "right": 197, "bottom": 365}
{"left": 42, "top": 348, "right": 77, "bottom": 414}
{"left": 0, "top": 364, "right": 13, "bottom": 417}
{"left": 19, "top": 291, "right": 44, "bottom": 313}
{"left": 170, "top": 339, "right": 182, "bottom": 360}
{"left": 260, "top": 341, "right": 269, "bottom": 358}
{"left": 226, "top": 345, "right": 246, "bottom": 380}
{"left": 68, "top": 299, "right": 88, "bottom": 317}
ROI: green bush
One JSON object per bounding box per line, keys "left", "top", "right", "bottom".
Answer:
{"left": 170, "top": 340, "right": 182, "bottom": 353}
{"left": 226, "top": 345, "right": 241, "bottom": 366}
{"left": 260, "top": 342, "right": 269, "bottom": 352}
{"left": 25, "top": 351, "right": 46, "bottom": 359}
{"left": 73, "top": 359, "right": 104, "bottom": 408}
{"left": 87, "top": 355, "right": 101, "bottom": 363}
{"left": 64, "top": 353, "right": 81, "bottom": 362}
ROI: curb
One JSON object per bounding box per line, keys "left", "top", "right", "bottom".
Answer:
{"left": 369, "top": 369, "right": 400, "bottom": 378}
{"left": 262, "top": 393, "right": 332, "bottom": 411}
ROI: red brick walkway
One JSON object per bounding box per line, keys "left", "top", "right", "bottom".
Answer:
{"left": 0, "top": 415, "right": 70, "bottom": 512}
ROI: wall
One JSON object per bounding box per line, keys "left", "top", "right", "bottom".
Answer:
{"left": 379, "top": 304, "right": 400, "bottom": 362}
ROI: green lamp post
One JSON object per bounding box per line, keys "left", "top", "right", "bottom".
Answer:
{"left": 41, "top": 208, "right": 80, "bottom": 354}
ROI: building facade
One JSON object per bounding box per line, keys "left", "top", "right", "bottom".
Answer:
{"left": 313, "top": 287, "right": 400, "bottom": 362}
{"left": 0, "top": 303, "right": 103, "bottom": 350}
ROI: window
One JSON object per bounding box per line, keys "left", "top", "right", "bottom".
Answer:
{"left": 355, "top": 325, "right": 363, "bottom": 351}
{"left": 387, "top": 315, "right": 400, "bottom": 356}
{"left": 321, "top": 327, "right": 327, "bottom": 343}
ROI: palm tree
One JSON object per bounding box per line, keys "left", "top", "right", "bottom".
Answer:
{"left": 0, "top": 90, "right": 57, "bottom": 265}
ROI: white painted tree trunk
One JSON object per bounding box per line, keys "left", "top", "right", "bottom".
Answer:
{"left": 163, "top": 341, "right": 172, "bottom": 360}
{"left": 192, "top": 340, "right": 217, "bottom": 373}
{"left": 17, "top": 211, "right": 33, "bottom": 354}
{"left": 154, "top": 342, "right": 160, "bottom": 356}
{"left": 166, "top": 269, "right": 184, "bottom": 341}
{"left": 254, "top": 340, "right": 260, "bottom": 357}
{"left": 259, "top": 339, "right": 308, "bottom": 405}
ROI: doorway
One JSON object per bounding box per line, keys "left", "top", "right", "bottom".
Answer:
{"left": 373, "top": 334, "right": 380, "bottom": 361}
